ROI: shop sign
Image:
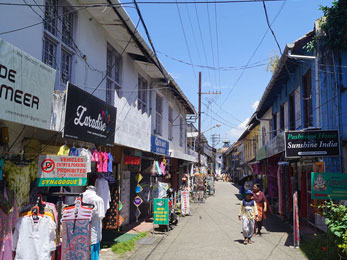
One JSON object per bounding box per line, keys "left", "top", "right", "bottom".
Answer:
{"left": 151, "top": 135, "right": 169, "bottom": 156}
{"left": 285, "top": 130, "right": 340, "bottom": 158}
{"left": 311, "top": 172, "right": 347, "bottom": 200}
{"left": 181, "top": 191, "right": 190, "bottom": 215}
{"left": 37, "top": 155, "right": 87, "bottom": 186}
{"left": 0, "top": 39, "right": 56, "bottom": 129}
{"left": 153, "top": 198, "right": 169, "bottom": 225}
{"left": 124, "top": 155, "right": 140, "bottom": 165}
{"left": 63, "top": 83, "right": 117, "bottom": 146}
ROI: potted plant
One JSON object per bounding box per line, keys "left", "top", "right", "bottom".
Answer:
{"left": 319, "top": 199, "right": 347, "bottom": 259}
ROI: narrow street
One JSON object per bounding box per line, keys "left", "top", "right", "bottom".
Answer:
{"left": 126, "top": 182, "right": 307, "bottom": 260}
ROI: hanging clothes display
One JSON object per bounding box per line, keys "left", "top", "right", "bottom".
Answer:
{"left": 57, "top": 145, "right": 70, "bottom": 156}
{"left": 4, "top": 161, "right": 37, "bottom": 210}
{"left": 79, "top": 148, "right": 92, "bottom": 173}
{"left": 13, "top": 214, "right": 56, "bottom": 260}
{"left": 105, "top": 184, "right": 120, "bottom": 230}
{"left": 61, "top": 199, "right": 93, "bottom": 260}
{"left": 82, "top": 187, "right": 105, "bottom": 260}
{"left": 107, "top": 153, "right": 113, "bottom": 172}
{"left": 68, "top": 147, "right": 79, "bottom": 157}
{"left": 95, "top": 177, "right": 111, "bottom": 214}
{"left": 0, "top": 186, "right": 18, "bottom": 260}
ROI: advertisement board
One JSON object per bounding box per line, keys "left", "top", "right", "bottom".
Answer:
{"left": 64, "top": 83, "right": 117, "bottom": 146}
{"left": 311, "top": 172, "right": 347, "bottom": 200}
{"left": 153, "top": 198, "right": 169, "bottom": 225}
{"left": 0, "top": 39, "right": 56, "bottom": 129}
{"left": 151, "top": 135, "right": 169, "bottom": 156}
{"left": 37, "top": 155, "right": 87, "bottom": 186}
{"left": 181, "top": 191, "right": 190, "bottom": 215}
{"left": 285, "top": 130, "right": 339, "bottom": 158}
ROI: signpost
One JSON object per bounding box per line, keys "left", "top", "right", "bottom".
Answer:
{"left": 311, "top": 172, "right": 347, "bottom": 200}
{"left": 285, "top": 130, "right": 340, "bottom": 158}
{"left": 37, "top": 155, "right": 87, "bottom": 186}
{"left": 153, "top": 198, "right": 169, "bottom": 225}
{"left": 181, "top": 191, "right": 190, "bottom": 216}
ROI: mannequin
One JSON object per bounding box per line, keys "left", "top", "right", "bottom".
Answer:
{"left": 82, "top": 186, "right": 105, "bottom": 260}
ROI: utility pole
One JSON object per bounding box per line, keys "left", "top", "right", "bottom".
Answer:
{"left": 197, "top": 72, "right": 221, "bottom": 171}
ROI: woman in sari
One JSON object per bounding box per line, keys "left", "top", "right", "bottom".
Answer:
{"left": 252, "top": 183, "right": 270, "bottom": 235}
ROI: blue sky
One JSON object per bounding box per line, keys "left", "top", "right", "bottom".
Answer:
{"left": 124, "top": 0, "right": 332, "bottom": 147}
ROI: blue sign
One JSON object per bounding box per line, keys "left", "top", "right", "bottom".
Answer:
{"left": 151, "top": 135, "right": 169, "bottom": 156}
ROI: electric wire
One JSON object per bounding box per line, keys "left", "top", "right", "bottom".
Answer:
{"left": 220, "top": 0, "right": 287, "bottom": 106}
{"left": 176, "top": 0, "right": 198, "bottom": 82}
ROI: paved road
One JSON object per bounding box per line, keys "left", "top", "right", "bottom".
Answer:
{"left": 129, "top": 182, "right": 307, "bottom": 260}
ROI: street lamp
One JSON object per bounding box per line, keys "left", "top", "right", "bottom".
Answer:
{"left": 193, "top": 124, "right": 221, "bottom": 151}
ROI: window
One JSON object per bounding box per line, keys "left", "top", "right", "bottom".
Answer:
{"left": 168, "top": 106, "right": 173, "bottom": 141}
{"left": 43, "top": 39, "right": 56, "bottom": 68}
{"left": 289, "top": 93, "right": 295, "bottom": 130}
{"left": 156, "top": 94, "right": 163, "bottom": 136}
{"left": 179, "top": 117, "right": 185, "bottom": 147}
{"left": 137, "top": 75, "right": 148, "bottom": 113}
{"left": 43, "top": 0, "right": 75, "bottom": 90}
{"left": 303, "top": 69, "right": 313, "bottom": 127}
{"left": 273, "top": 113, "right": 278, "bottom": 137}
{"left": 106, "top": 44, "right": 122, "bottom": 104}
{"left": 280, "top": 104, "right": 285, "bottom": 131}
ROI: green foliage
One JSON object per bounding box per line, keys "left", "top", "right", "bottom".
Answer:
{"left": 300, "top": 233, "right": 338, "bottom": 260}
{"left": 266, "top": 51, "right": 280, "bottom": 73}
{"left": 111, "top": 232, "right": 148, "bottom": 255}
{"left": 319, "top": 199, "right": 347, "bottom": 256}
{"left": 319, "top": 0, "right": 347, "bottom": 50}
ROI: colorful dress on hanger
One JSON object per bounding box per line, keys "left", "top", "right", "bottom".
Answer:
{"left": 61, "top": 200, "right": 93, "bottom": 260}
{"left": 57, "top": 145, "right": 70, "bottom": 156}
{"left": 0, "top": 187, "right": 18, "bottom": 260}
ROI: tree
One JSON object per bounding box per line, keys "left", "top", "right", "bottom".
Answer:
{"left": 266, "top": 51, "right": 279, "bottom": 74}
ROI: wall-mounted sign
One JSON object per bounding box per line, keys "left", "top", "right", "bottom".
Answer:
{"left": 311, "top": 172, "right": 347, "bottom": 200}
{"left": 37, "top": 155, "right": 87, "bottom": 186}
{"left": 124, "top": 155, "right": 140, "bottom": 165}
{"left": 285, "top": 130, "right": 340, "bottom": 158}
{"left": 64, "top": 83, "right": 117, "bottom": 146}
{"left": 153, "top": 198, "right": 169, "bottom": 225}
{"left": 0, "top": 39, "right": 56, "bottom": 129}
{"left": 151, "top": 135, "right": 169, "bottom": 156}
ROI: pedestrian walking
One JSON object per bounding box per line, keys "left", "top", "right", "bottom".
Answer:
{"left": 238, "top": 190, "right": 258, "bottom": 245}
{"left": 252, "top": 184, "right": 270, "bottom": 236}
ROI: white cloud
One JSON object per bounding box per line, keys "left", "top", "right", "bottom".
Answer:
{"left": 252, "top": 100, "right": 260, "bottom": 111}
{"left": 228, "top": 118, "right": 249, "bottom": 140}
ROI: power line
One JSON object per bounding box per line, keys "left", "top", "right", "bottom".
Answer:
{"left": 262, "top": 0, "right": 282, "bottom": 55}
{"left": 206, "top": 0, "right": 218, "bottom": 88}
{"left": 220, "top": 0, "right": 287, "bottom": 106}
{"left": 176, "top": 0, "right": 198, "bottom": 82}
{"left": 0, "top": 0, "right": 285, "bottom": 7}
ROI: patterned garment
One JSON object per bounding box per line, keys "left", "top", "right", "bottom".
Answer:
{"left": 0, "top": 188, "right": 18, "bottom": 260}
{"left": 61, "top": 220, "right": 91, "bottom": 260}
{"left": 4, "top": 161, "right": 37, "bottom": 209}
{"left": 105, "top": 185, "right": 119, "bottom": 229}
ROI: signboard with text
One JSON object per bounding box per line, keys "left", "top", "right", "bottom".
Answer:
{"left": 181, "top": 191, "right": 190, "bottom": 215}
{"left": 151, "top": 135, "right": 169, "bottom": 156}
{"left": 153, "top": 198, "right": 169, "bottom": 225}
{"left": 64, "top": 83, "right": 117, "bottom": 146}
{"left": 285, "top": 130, "right": 339, "bottom": 158}
{"left": 311, "top": 172, "right": 347, "bottom": 200}
{"left": 37, "top": 155, "right": 87, "bottom": 186}
{"left": 0, "top": 39, "right": 56, "bottom": 129}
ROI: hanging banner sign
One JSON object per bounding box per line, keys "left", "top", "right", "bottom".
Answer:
{"left": 151, "top": 135, "right": 169, "bottom": 156}
{"left": 285, "top": 130, "right": 340, "bottom": 158}
{"left": 181, "top": 190, "right": 190, "bottom": 215}
{"left": 293, "top": 191, "right": 300, "bottom": 247}
{"left": 63, "top": 83, "right": 117, "bottom": 146}
{"left": 0, "top": 39, "right": 56, "bottom": 129}
{"left": 37, "top": 155, "right": 87, "bottom": 186}
{"left": 311, "top": 172, "right": 347, "bottom": 200}
{"left": 153, "top": 198, "right": 169, "bottom": 225}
